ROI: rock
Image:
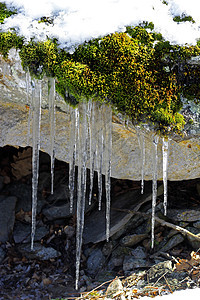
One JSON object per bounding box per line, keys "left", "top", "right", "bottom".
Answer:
{"left": 123, "top": 256, "right": 150, "bottom": 271}
{"left": 131, "top": 246, "right": 146, "bottom": 259}
{"left": 167, "top": 209, "right": 200, "bottom": 222}
{"left": 18, "top": 243, "right": 61, "bottom": 260}
{"left": 193, "top": 221, "right": 200, "bottom": 229}
{"left": 185, "top": 227, "right": 200, "bottom": 249}
{"left": 0, "top": 247, "right": 6, "bottom": 263}
{"left": 86, "top": 248, "right": 105, "bottom": 276}
{"left": 0, "top": 195, "right": 17, "bottom": 242}
{"left": 83, "top": 182, "right": 159, "bottom": 244}
{"left": 0, "top": 176, "right": 4, "bottom": 191}
{"left": 0, "top": 50, "right": 200, "bottom": 181}
{"left": 42, "top": 202, "right": 72, "bottom": 220}
{"left": 106, "top": 277, "right": 124, "bottom": 298}
{"left": 13, "top": 221, "right": 49, "bottom": 244}
{"left": 108, "top": 246, "right": 132, "bottom": 270}
{"left": 148, "top": 261, "right": 174, "bottom": 279}
{"left": 3, "top": 182, "right": 43, "bottom": 213}
{"left": 157, "top": 234, "right": 185, "bottom": 253}
{"left": 121, "top": 234, "right": 148, "bottom": 247}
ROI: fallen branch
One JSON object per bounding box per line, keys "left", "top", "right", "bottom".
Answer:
{"left": 112, "top": 207, "right": 200, "bottom": 242}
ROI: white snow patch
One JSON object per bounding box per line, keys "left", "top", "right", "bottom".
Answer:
{"left": 1, "top": 0, "right": 200, "bottom": 51}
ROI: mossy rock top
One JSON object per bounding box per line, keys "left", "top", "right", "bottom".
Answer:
{"left": 0, "top": 3, "right": 200, "bottom": 135}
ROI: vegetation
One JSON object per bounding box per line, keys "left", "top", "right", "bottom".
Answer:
{"left": 0, "top": 3, "right": 200, "bottom": 135}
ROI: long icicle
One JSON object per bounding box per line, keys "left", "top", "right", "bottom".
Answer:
{"left": 75, "top": 102, "right": 88, "bottom": 290}
{"left": 104, "top": 104, "right": 112, "bottom": 241}
{"left": 26, "top": 71, "right": 32, "bottom": 145}
{"left": 69, "top": 107, "right": 79, "bottom": 213}
{"left": 162, "top": 137, "right": 169, "bottom": 216}
{"left": 31, "top": 79, "right": 42, "bottom": 250}
{"left": 89, "top": 102, "right": 97, "bottom": 205}
{"left": 97, "top": 104, "right": 104, "bottom": 210}
{"left": 48, "top": 77, "right": 56, "bottom": 195}
{"left": 151, "top": 135, "right": 159, "bottom": 249}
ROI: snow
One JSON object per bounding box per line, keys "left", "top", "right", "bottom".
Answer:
{"left": 143, "top": 287, "right": 200, "bottom": 299}
{"left": 1, "top": 0, "right": 200, "bottom": 51}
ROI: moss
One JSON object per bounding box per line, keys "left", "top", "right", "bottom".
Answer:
{"left": 0, "top": 19, "right": 200, "bottom": 134}
{"left": 0, "top": 2, "right": 16, "bottom": 24}
{"left": 173, "top": 14, "right": 195, "bottom": 24}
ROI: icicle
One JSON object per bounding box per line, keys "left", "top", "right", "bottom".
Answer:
{"left": 162, "top": 137, "right": 169, "bottom": 216}
{"left": 137, "top": 131, "right": 145, "bottom": 194}
{"left": 88, "top": 102, "right": 97, "bottom": 205}
{"left": 48, "top": 77, "right": 56, "bottom": 195}
{"left": 31, "top": 79, "right": 42, "bottom": 250}
{"left": 26, "top": 71, "right": 32, "bottom": 145}
{"left": 75, "top": 102, "right": 88, "bottom": 290}
{"left": 69, "top": 107, "right": 79, "bottom": 213}
{"left": 151, "top": 135, "right": 159, "bottom": 249}
{"left": 103, "top": 104, "right": 112, "bottom": 241}
{"left": 97, "top": 105, "right": 104, "bottom": 210}
{"left": 141, "top": 134, "right": 145, "bottom": 194}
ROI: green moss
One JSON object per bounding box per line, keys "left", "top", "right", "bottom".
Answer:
{"left": 173, "top": 14, "right": 195, "bottom": 24}
{"left": 0, "top": 2, "right": 16, "bottom": 24}
{"left": 0, "top": 21, "right": 200, "bottom": 135}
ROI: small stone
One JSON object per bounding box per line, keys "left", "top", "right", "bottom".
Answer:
{"left": 0, "top": 195, "right": 17, "bottom": 242}
{"left": 131, "top": 246, "right": 146, "bottom": 259}
{"left": 121, "top": 234, "right": 148, "bottom": 247}
{"left": 193, "top": 221, "right": 200, "bottom": 229}
{"left": 167, "top": 209, "right": 200, "bottom": 222}
{"left": 86, "top": 248, "right": 105, "bottom": 275}
{"left": 63, "top": 225, "right": 75, "bottom": 238}
{"left": 158, "top": 234, "right": 184, "bottom": 253}
{"left": 42, "top": 278, "right": 52, "bottom": 285}
{"left": 0, "top": 247, "right": 6, "bottom": 263}
{"left": 123, "top": 256, "right": 150, "bottom": 271}
{"left": 18, "top": 243, "right": 61, "bottom": 260}
{"left": 13, "top": 221, "right": 49, "bottom": 244}
{"left": 106, "top": 278, "right": 123, "bottom": 298}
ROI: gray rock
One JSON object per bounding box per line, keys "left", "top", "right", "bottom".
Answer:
{"left": 108, "top": 246, "right": 132, "bottom": 270}
{"left": 18, "top": 243, "right": 61, "bottom": 260}
{"left": 42, "top": 202, "right": 72, "bottom": 220}
{"left": 0, "top": 247, "right": 6, "bottom": 263}
{"left": 121, "top": 234, "right": 148, "bottom": 247}
{"left": 86, "top": 248, "right": 105, "bottom": 275}
{"left": 0, "top": 195, "right": 17, "bottom": 242}
{"left": 131, "top": 246, "right": 146, "bottom": 259}
{"left": 13, "top": 221, "right": 49, "bottom": 244}
{"left": 185, "top": 227, "right": 200, "bottom": 249}
{"left": 167, "top": 209, "right": 200, "bottom": 222}
{"left": 3, "top": 182, "right": 43, "bottom": 213}
{"left": 148, "top": 261, "right": 174, "bottom": 279}
{"left": 123, "top": 256, "right": 150, "bottom": 271}
{"left": 0, "top": 50, "right": 200, "bottom": 182}
{"left": 158, "top": 234, "right": 184, "bottom": 253}
{"left": 193, "top": 221, "right": 200, "bottom": 229}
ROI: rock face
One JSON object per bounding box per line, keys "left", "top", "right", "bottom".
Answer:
{"left": 0, "top": 49, "right": 200, "bottom": 181}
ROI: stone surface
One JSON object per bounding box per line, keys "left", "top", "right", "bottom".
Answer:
{"left": 0, "top": 195, "right": 17, "bottom": 242}
{"left": 18, "top": 243, "right": 61, "bottom": 260}
{"left": 13, "top": 221, "right": 49, "bottom": 244}
{"left": 0, "top": 247, "right": 5, "bottom": 263}
{"left": 0, "top": 50, "right": 200, "bottom": 181}
{"left": 167, "top": 209, "right": 200, "bottom": 222}
{"left": 121, "top": 234, "right": 148, "bottom": 247}
{"left": 123, "top": 256, "right": 150, "bottom": 271}
{"left": 86, "top": 248, "right": 105, "bottom": 275}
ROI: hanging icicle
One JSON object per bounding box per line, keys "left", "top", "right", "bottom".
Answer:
{"left": 75, "top": 101, "right": 88, "bottom": 290}
{"left": 69, "top": 107, "right": 79, "bottom": 213}
{"left": 48, "top": 77, "right": 56, "bottom": 195}
{"left": 97, "top": 104, "right": 104, "bottom": 210}
{"left": 26, "top": 71, "right": 32, "bottom": 145}
{"left": 103, "top": 104, "right": 112, "bottom": 241}
{"left": 151, "top": 135, "right": 159, "bottom": 249}
{"left": 31, "top": 79, "right": 42, "bottom": 250}
{"left": 88, "top": 102, "right": 97, "bottom": 205}
{"left": 162, "top": 137, "right": 169, "bottom": 216}
{"left": 137, "top": 130, "right": 145, "bottom": 195}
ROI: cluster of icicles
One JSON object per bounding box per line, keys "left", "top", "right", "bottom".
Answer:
{"left": 26, "top": 76, "right": 169, "bottom": 290}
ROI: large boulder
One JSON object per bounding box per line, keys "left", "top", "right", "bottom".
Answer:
{"left": 0, "top": 49, "right": 200, "bottom": 181}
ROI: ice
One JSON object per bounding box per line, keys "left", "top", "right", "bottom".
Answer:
{"left": 75, "top": 102, "right": 88, "bottom": 290}
{"left": 151, "top": 135, "right": 159, "bottom": 249}
{"left": 137, "top": 131, "right": 145, "bottom": 194}
{"left": 69, "top": 107, "right": 79, "bottom": 213}
{"left": 162, "top": 137, "right": 169, "bottom": 216}
{"left": 48, "top": 77, "right": 56, "bottom": 195}
{"left": 26, "top": 71, "right": 32, "bottom": 145}
{"left": 31, "top": 79, "right": 42, "bottom": 250}
{"left": 96, "top": 104, "right": 104, "bottom": 210}
{"left": 88, "top": 102, "right": 97, "bottom": 205}
{"left": 103, "top": 104, "right": 112, "bottom": 241}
